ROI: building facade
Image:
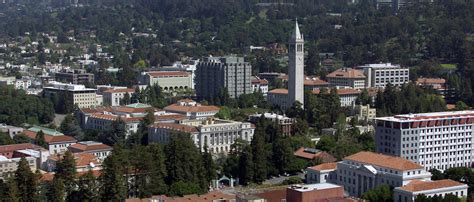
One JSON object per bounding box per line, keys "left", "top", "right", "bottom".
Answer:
{"left": 102, "top": 88, "right": 135, "bottom": 106}
{"left": 375, "top": 111, "right": 474, "bottom": 171}
{"left": 23, "top": 126, "right": 77, "bottom": 154}
{"left": 251, "top": 77, "right": 269, "bottom": 96}
{"left": 393, "top": 179, "right": 468, "bottom": 202}
{"left": 163, "top": 99, "right": 220, "bottom": 120}
{"left": 55, "top": 69, "right": 94, "bottom": 85}
{"left": 148, "top": 119, "right": 255, "bottom": 154}
{"left": 248, "top": 113, "right": 295, "bottom": 136}
{"left": 327, "top": 68, "right": 366, "bottom": 89}
{"left": 43, "top": 81, "right": 99, "bottom": 109}
{"left": 139, "top": 71, "right": 193, "bottom": 91}
{"left": 196, "top": 56, "right": 252, "bottom": 99}
{"left": 356, "top": 63, "right": 409, "bottom": 88}
{"left": 68, "top": 141, "right": 113, "bottom": 162}
{"left": 288, "top": 21, "right": 305, "bottom": 108}
{"left": 0, "top": 155, "right": 37, "bottom": 180}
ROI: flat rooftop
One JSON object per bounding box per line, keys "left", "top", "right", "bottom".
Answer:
{"left": 376, "top": 110, "right": 474, "bottom": 122}
{"left": 288, "top": 183, "right": 341, "bottom": 192}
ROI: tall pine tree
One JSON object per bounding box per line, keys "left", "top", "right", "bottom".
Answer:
{"left": 15, "top": 157, "right": 39, "bottom": 202}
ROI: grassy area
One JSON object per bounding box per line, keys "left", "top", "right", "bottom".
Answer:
{"left": 441, "top": 63, "right": 457, "bottom": 70}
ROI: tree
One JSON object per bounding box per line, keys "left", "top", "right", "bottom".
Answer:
{"left": 68, "top": 170, "right": 100, "bottom": 201}
{"left": 202, "top": 145, "right": 217, "bottom": 186}
{"left": 100, "top": 147, "right": 127, "bottom": 201}
{"left": 35, "top": 130, "right": 48, "bottom": 149}
{"left": 216, "top": 106, "right": 231, "bottom": 120}
{"left": 55, "top": 151, "right": 76, "bottom": 196}
{"left": 362, "top": 184, "right": 393, "bottom": 202}
{"left": 238, "top": 145, "right": 254, "bottom": 185}
{"left": 13, "top": 134, "right": 30, "bottom": 144}
{"left": 59, "top": 114, "right": 84, "bottom": 139}
{"left": 168, "top": 181, "right": 201, "bottom": 197}
{"left": 3, "top": 177, "right": 19, "bottom": 202}
{"left": 48, "top": 178, "right": 65, "bottom": 202}
{"left": 0, "top": 132, "right": 14, "bottom": 145}
{"left": 430, "top": 169, "right": 444, "bottom": 180}
{"left": 272, "top": 137, "right": 296, "bottom": 174}
{"left": 15, "top": 157, "right": 39, "bottom": 202}
{"left": 147, "top": 144, "right": 168, "bottom": 195}
{"left": 251, "top": 131, "right": 267, "bottom": 184}
{"left": 454, "top": 101, "right": 469, "bottom": 110}
{"left": 100, "top": 118, "right": 127, "bottom": 145}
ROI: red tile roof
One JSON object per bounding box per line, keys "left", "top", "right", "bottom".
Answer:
{"left": 23, "top": 130, "right": 77, "bottom": 144}
{"left": 0, "top": 143, "right": 40, "bottom": 154}
{"left": 268, "top": 88, "right": 288, "bottom": 94}
{"left": 312, "top": 88, "right": 360, "bottom": 95}
{"left": 416, "top": 78, "right": 446, "bottom": 85}
{"left": 252, "top": 79, "right": 269, "bottom": 85}
{"left": 294, "top": 147, "right": 337, "bottom": 162}
{"left": 398, "top": 179, "right": 466, "bottom": 192}
{"left": 68, "top": 142, "right": 112, "bottom": 152}
{"left": 304, "top": 78, "right": 330, "bottom": 86}
{"left": 327, "top": 68, "right": 365, "bottom": 79}
{"left": 126, "top": 190, "right": 235, "bottom": 202}
{"left": 41, "top": 170, "right": 102, "bottom": 182}
{"left": 308, "top": 162, "right": 338, "bottom": 171}
{"left": 103, "top": 88, "right": 135, "bottom": 93}
{"left": 147, "top": 71, "right": 190, "bottom": 78}
{"left": 344, "top": 151, "right": 423, "bottom": 171}
{"left": 151, "top": 123, "right": 199, "bottom": 133}
{"left": 164, "top": 103, "right": 220, "bottom": 113}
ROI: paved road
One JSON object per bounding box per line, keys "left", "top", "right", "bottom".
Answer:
{"left": 263, "top": 172, "right": 305, "bottom": 185}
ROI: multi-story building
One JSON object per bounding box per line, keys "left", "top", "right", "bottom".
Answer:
{"left": 334, "top": 151, "right": 432, "bottom": 197}
{"left": 43, "top": 81, "right": 100, "bottom": 109}
{"left": 352, "top": 104, "right": 377, "bottom": 122}
{"left": 313, "top": 88, "right": 361, "bottom": 107}
{"left": 393, "top": 179, "right": 468, "bottom": 202}
{"left": 0, "top": 155, "right": 37, "bottom": 180}
{"left": 163, "top": 99, "right": 220, "bottom": 120}
{"left": 102, "top": 88, "right": 135, "bottom": 106}
{"left": 267, "top": 89, "right": 291, "bottom": 110}
{"left": 46, "top": 153, "right": 100, "bottom": 173}
{"left": 251, "top": 76, "right": 269, "bottom": 96}
{"left": 327, "top": 68, "right": 366, "bottom": 89}
{"left": 304, "top": 77, "right": 330, "bottom": 91}
{"left": 196, "top": 56, "right": 252, "bottom": 99}
{"left": 416, "top": 77, "right": 448, "bottom": 96}
{"left": 148, "top": 118, "right": 255, "bottom": 154}
{"left": 22, "top": 126, "right": 77, "bottom": 154}
{"left": 55, "top": 69, "right": 94, "bottom": 85}
{"left": 375, "top": 111, "right": 474, "bottom": 171}
{"left": 0, "top": 143, "right": 50, "bottom": 170}
{"left": 138, "top": 71, "right": 193, "bottom": 91}
{"left": 248, "top": 113, "right": 295, "bottom": 136}
{"left": 0, "top": 124, "right": 24, "bottom": 138}
{"left": 68, "top": 141, "right": 113, "bottom": 162}
{"left": 13, "top": 78, "right": 32, "bottom": 90}
{"left": 306, "top": 162, "right": 338, "bottom": 184}
{"left": 76, "top": 103, "right": 164, "bottom": 137}
{"left": 356, "top": 63, "right": 409, "bottom": 88}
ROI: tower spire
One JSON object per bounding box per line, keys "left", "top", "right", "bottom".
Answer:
{"left": 291, "top": 19, "right": 302, "bottom": 40}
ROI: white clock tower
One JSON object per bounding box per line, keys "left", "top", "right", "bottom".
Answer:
{"left": 288, "top": 20, "right": 304, "bottom": 108}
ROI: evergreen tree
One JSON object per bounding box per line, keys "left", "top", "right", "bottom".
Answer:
{"left": 164, "top": 133, "right": 207, "bottom": 193}
{"left": 272, "top": 137, "right": 295, "bottom": 174}
{"left": 35, "top": 130, "right": 48, "bottom": 149}
{"left": 15, "top": 157, "right": 39, "bottom": 202}
{"left": 4, "top": 177, "right": 19, "bottom": 202}
{"left": 48, "top": 178, "right": 65, "bottom": 202}
{"left": 251, "top": 131, "right": 267, "bottom": 184}
{"left": 130, "top": 145, "right": 153, "bottom": 198}
{"left": 147, "top": 144, "right": 168, "bottom": 195}
{"left": 202, "top": 144, "right": 217, "bottom": 186}
{"left": 100, "top": 147, "right": 127, "bottom": 201}
{"left": 238, "top": 145, "right": 254, "bottom": 185}
{"left": 59, "top": 114, "right": 84, "bottom": 139}
{"left": 55, "top": 151, "right": 76, "bottom": 196}
{"left": 100, "top": 118, "right": 127, "bottom": 145}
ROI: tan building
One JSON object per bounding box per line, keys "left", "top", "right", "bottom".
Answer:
{"left": 303, "top": 77, "right": 330, "bottom": 90}
{"left": 327, "top": 68, "right": 366, "bottom": 89}
{"left": 139, "top": 71, "right": 193, "bottom": 91}
{"left": 0, "top": 155, "right": 37, "bottom": 179}
{"left": 416, "top": 77, "right": 448, "bottom": 95}
{"left": 43, "top": 81, "right": 99, "bottom": 109}
{"left": 352, "top": 104, "right": 377, "bottom": 122}
{"left": 394, "top": 179, "right": 468, "bottom": 202}
{"left": 164, "top": 99, "right": 220, "bottom": 120}
{"left": 68, "top": 141, "right": 113, "bottom": 163}
{"left": 23, "top": 126, "right": 77, "bottom": 154}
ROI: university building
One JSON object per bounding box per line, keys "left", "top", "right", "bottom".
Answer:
{"left": 355, "top": 63, "right": 409, "bottom": 88}
{"left": 375, "top": 111, "right": 474, "bottom": 171}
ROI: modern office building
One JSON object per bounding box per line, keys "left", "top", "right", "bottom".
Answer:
{"left": 288, "top": 20, "right": 305, "bottom": 108}
{"left": 356, "top": 63, "right": 409, "bottom": 88}
{"left": 148, "top": 118, "right": 255, "bottom": 154}
{"left": 55, "top": 69, "right": 94, "bottom": 85}
{"left": 327, "top": 68, "right": 366, "bottom": 89}
{"left": 43, "top": 81, "right": 100, "bottom": 109}
{"left": 196, "top": 56, "right": 252, "bottom": 99}
{"left": 375, "top": 111, "right": 474, "bottom": 171}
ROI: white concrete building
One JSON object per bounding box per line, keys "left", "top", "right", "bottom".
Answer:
{"left": 251, "top": 76, "right": 269, "bottom": 96}
{"left": 148, "top": 118, "right": 255, "bottom": 154}
{"left": 394, "top": 179, "right": 468, "bottom": 202}
{"left": 102, "top": 88, "right": 135, "bottom": 106}
{"left": 163, "top": 99, "right": 220, "bottom": 120}
{"left": 43, "top": 81, "right": 100, "bottom": 109}
{"left": 313, "top": 88, "right": 361, "bottom": 107}
{"left": 375, "top": 111, "right": 474, "bottom": 171}
{"left": 0, "top": 155, "right": 37, "bottom": 180}
{"left": 326, "top": 68, "right": 366, "bottom": 89}
{"left": 23, "top": 126, "right": 77, "bottom": 155}
{"left": 306, "top": 162, "right": 338, "bottom": 184}
{"left": 336, "top": 152, "right": 432, "bottom": 196}
{"left": 139, "top": 71, "right": 193, "bottom": 91}
{"left": 356, "top": 63, "right": 409, "bottom": 88}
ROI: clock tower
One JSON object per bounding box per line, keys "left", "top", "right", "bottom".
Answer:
{"left": 288, "top": 20, "right": 304, "bottom": 108}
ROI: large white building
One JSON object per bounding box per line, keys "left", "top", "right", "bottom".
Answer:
{"left": 139, "top": 71, "right": 193, "bottom": 91}
{"left": 43, "top": 81, "right": 100, "bottom": 109}
{"left": 326, "top": 68, "right": 366, "bottom": 89}
{"left": 102, "top": 88, "right": 135, "bottom": 106}
{"left": 356, "top": 63, "right": 409, "bottom": 88}
{"left": 394, "top": 179, "right": 468, "bottom": 202}
{"left": 163, "top": 99, "right": 220, "bottom": 120}
{"left": 148, "top": 118, "right": 255, "bottom": 154}
{"left": 288, "top": 20, "right": 305, "bottom": 108}
{"left": 375, "top": 111, "right": 474, "bottom": 171}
